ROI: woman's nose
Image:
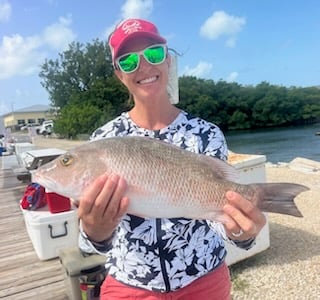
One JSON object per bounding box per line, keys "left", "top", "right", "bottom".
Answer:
{"left": 138, "top": 55, "right": 151, "bottom": 70}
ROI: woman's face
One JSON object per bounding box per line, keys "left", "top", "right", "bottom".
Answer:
{"left": 114, "top": 38, "right": 170, "bottom": 102}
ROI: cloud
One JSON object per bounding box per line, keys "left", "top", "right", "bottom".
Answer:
{"left": 183, "top": 61, "right": 213, "bottom": 78}
{"left": 105, "top": 0, "right": 154, "bottom": 38}
{"left": 0, "top": 34, "right": 44, "bottom": 79}
{"left": 43, "top": 15, "right": 76, "bottom": 50}
{"left": 200, "top": 11, "right": 246, "bottom": 47}
{"left": 121, "top": 0, "right": 153, "bottom": 19}
{"left": 0, "top": 0, "right": 11, "bottom": 22}
{"left": 226, "top": 71, "right": 239, "bottom": 82}
{"left": 0, "top": 15, "right": 76, "bottom": 79}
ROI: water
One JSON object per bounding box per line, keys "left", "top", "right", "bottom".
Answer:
{"left": 225, "top": 124, "right": 320, "bottom": 163}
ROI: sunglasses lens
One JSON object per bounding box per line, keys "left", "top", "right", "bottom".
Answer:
{"left": 118, "top": 53, "right": 139, "bottom": 73}
{"left": 144, "top": 45, "right": 166, "bottom": 64}
{"left": 116, "top": 45, "right": 166, "bottom": 73}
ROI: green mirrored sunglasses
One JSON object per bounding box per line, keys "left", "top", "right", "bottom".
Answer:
{"left": 115, "top": 44, "right": 167, "bottom": 73}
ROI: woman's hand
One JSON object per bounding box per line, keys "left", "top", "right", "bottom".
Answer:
{"left": 222, "top": 191, "right": 267, "bottom": 241}
{"left": 78, "top": 173, "right": 129, "bottom": 242}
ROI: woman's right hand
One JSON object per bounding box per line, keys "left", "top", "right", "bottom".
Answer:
{"left": 78, "top": 173, "right": 129, "bottom": 242}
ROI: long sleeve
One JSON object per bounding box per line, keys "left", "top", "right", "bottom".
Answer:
{"left": 78, "top": 220, "right": 114, "bottom": 255}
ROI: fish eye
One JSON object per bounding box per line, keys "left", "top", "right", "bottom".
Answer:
{"left": 60, "top": 154, "right": 73, "bottom": 166}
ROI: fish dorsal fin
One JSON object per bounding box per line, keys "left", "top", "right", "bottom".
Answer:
{"left": 197, "top": 155, "right": 239, "bottom": 183}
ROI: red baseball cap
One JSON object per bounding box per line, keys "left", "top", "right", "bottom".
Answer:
{"left": 109, "top": 18, "right": 167, "bottom": 62}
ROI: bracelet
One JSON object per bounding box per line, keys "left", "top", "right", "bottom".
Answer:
{"left": 80, "top": 221, "right": 115, "bottom": 252}
{"left": 86, "top": 232, "right": 115, "bottom": 252}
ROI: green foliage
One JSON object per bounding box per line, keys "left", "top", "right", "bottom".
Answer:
{"left": 54, "top": 103, "right": 103, "bottom": 139}
{"left": 178, "top": 76, "right": 320, "bottom": 130}
{"left": 39, "top": 40, "right": 320, "bottom": 136}
{"left": 39, "top": 39, "right": 130, "bottom": 137}
{"left": 228, "top": 110, "right": 250, "bottom": 130}
{"left": 39, "top": 39, "right": 114, "bottom": 107}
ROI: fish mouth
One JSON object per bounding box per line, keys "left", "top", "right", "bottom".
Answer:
{"left": 31, "top": 171, "right": 77, "bottom": 200}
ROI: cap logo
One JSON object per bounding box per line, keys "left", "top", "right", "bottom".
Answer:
{"left": 121, "top": 20, "right": 142, "bottom": 35}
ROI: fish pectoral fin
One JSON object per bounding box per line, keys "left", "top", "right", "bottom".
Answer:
{"left": 200, "top": 210, "right": 227, "bottom": 223}
{"left": 207, "top": 220, "right": 228, "bottom": 240}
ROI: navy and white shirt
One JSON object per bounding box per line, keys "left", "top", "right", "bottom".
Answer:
{"left": 79, "top": 110, "right": 252, "bottom": 292}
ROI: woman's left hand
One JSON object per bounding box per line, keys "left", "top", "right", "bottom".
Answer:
{"left": 222, "top": 191, "right": 267, "bottom": 241}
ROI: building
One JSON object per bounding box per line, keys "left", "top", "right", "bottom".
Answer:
{"left": 2, "top": 104, "right": 56, "bottom": 130}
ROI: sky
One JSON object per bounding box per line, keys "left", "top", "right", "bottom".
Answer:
{"left": 1, "top": 0, "right": 320, "bottom": 115}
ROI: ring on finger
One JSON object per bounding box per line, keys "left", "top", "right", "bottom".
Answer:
{"left": 231, "top": 229, "right": 244, "bottom": 238}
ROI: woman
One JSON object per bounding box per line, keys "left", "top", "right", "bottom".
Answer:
{"left": 78, "top": 18, "right": 266, "bottom": 299}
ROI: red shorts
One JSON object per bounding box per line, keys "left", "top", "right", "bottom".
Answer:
{"left": 100, "top": 263, "right": 231, "bottom": 300}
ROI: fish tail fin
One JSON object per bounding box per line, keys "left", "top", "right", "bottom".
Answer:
{"left": 254, "top": 183, "right": 309, "bottom": 217}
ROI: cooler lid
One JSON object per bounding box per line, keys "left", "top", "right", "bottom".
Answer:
{"left": 22, "top": 206, "right": 77, "bottom": 224}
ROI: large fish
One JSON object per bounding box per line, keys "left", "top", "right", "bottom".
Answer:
{"left": 32, "top": 136, "right": 308, "bottom": 221}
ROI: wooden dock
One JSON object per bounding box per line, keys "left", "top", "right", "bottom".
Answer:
{"left": 0, "top": 154, "right": 68, "bottom": 300}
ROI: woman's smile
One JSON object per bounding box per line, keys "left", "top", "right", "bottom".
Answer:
{"left": 137, "top": 75, "right": 158, "bottom": 84}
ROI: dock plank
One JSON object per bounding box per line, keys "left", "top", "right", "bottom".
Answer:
{"left": 0, "top": 155, "right": 68, "bottom": 300}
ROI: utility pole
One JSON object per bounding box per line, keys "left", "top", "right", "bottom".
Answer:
{"left": 11, "top": 102, "right": 15, "bottom": 129}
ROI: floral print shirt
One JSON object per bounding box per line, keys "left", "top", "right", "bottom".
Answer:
{"left": 79, "top": 110, "right": 250, "bottom": 292}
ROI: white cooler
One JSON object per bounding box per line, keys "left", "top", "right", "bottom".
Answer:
{"left": 226, "top": 152, "right": 270, "bottom": 265}
{"left": 22, "top": 206, "right": 79, "bottom": 260}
